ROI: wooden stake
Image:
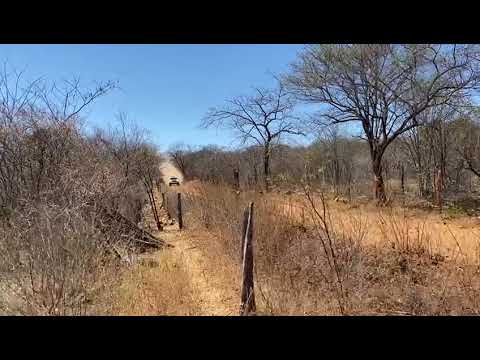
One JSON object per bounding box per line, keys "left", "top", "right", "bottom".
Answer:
{"left": 177, "top": 192, "right": 183, "bottom": 230}
{"left": 162, "top": 192, "right": 171, "bottom": 220}
{"left": 240, "top": 202, "right": 256, "bottom": 315}
{"left": 240, "top": 206, "right": 249, "bottom": 261}
{"left": 233, "top": 168, "right": 240, "bottom": 191}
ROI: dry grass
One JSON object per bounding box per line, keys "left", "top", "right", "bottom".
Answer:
{"left": 106, "top": 250, "right": 202, "bottom": 316}
{"left": 260, "top": 189, "right": 480, "bottom": 263}
{"left": 102, "top": 183, "right": 239, "bottom": 316}
{"left": 181, "top": 181, "right": 480, "bottom": 315}
{"left": 169, "top": 229, "right": 240, "bottom": 315}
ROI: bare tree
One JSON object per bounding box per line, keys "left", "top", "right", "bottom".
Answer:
{"left": 321, "top": 126, "right": 342, "bottom": 195}
{"left": 0, "top": 64, "right": 116, "bottom": 209}
{"left": 285, "top": 44, "right": 480, "bottom": 203}
{"left": 134, "top": 144, "right": 163, "bottom": 231}
{"left": 202, "top": 83, "right": 304, "bottom": 191}
{"left": 423, "top": 105, "right": 461, "bottom": 206}
{"left": 35, "top": 76, "right": 116, "bottom": 124}
{"left": 400, "top": 125, "right": 432, "bottom": 197}
{"left": 457, "top": 115, "right": 480, "bottom": 179}
{"left": 307, "top": 126, "right": 357, "bottom": 197}
{"left": 98, "top": 114, "right": 164, "bottom": 229}
{"left": 106, "top": 114, "right": 145, "bottom": 180}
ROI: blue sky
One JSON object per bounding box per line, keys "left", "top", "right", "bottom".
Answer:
{"left": 0, "top": 44, "right": 307, "bottom": 152}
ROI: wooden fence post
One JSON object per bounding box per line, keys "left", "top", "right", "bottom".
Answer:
{"left": 163, "top": 192, "right": 172, "bottom": 220}
{"left": 400, "top": 164, "right": 405, "bottom": 194}
{"left": 233, "top": 168, "right": 240, "bottom": 191}
{"left": 161, "top": 191, "right": 166, "bottom": 208}
{"left": 177, "top": 192, "right": 183, "bottom": 230}
{"left": 240, "top": 202, "right": 256, "bottom": 315}
{"left": 240, "top": 206, "right": 249, "bottom": 261}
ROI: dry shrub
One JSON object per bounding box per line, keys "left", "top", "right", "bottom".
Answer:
{"left": 182, "top": 183, "right": 366, "bottom": 314}
{"left": 182, "top": 183, "right": 247, "bottom": 260}
{"left": 0, "top": 203, "right": 117, "bottom": 315}
{"left": 107, "top": 251, "right": 201, "bottom": 315}
{"left": 347, "top": 209, "right": 480, "bottom": 315}
{"left": 378, "top": 208, "right": 437, "bottom": 257}
{"left": 0, "top": 68, "right": 164, "bottom": 315}
{"left": 250, "top": 191, "right": 368, "bottom": 315}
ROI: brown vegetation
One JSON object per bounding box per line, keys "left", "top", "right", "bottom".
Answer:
{"left": 0, "top": 66, "right": 166, "bottom": 315}
{"left": 182, "top": 181, "right": 480, "bottom": 315}
{"left": 106, "top": 250, "right": 202, "bottom": 316}
{"left": 3, "top": 44, "right": 480, "bottom": 316}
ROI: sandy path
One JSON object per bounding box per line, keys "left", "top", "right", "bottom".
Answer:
{"left": 160, "top": 159, "right": 184, "bottom": 185}
{"left": 159, "top": 227, "right": 237, "bottom": 315}
{"left": 142, "top": 160, "right": 238, "bottom": 315}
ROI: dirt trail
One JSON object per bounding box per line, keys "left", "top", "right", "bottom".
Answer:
{"left": 141, "top": 161, "right": 238, "bottom": 315}
{"left": 158, "top": 227, "right": 237, "bottom": 315}
{"left": 160, "top": 159, "right": 184, "bottom": 185}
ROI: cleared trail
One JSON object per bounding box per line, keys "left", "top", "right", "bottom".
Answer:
{"left": 158, "top": 226, "right": 237, "bottom": 315}
{"left": 139, "top": 161, "right": 238, "bottom": 316}
{"left": 160, "top": 159, "right": 184, "bottom": 185}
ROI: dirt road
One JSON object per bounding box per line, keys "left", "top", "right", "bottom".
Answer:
{"left": 160, "top": 159, "right": 184, "bottom": 185}
{"left": 129, "top": 160, "right": 238, "bottom": 315}
{"left": 159, "top": 227, "right": 238, "bottom": 315}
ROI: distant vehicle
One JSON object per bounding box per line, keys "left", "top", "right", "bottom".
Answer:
{"left": 168, "top": 176, "right": 180, "bottom": 186}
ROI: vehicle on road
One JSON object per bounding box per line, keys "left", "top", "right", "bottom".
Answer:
{"left": 168, "top": 176, "right": 180, "bottom": 186}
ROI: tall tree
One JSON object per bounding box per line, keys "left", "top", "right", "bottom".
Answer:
{"left": 285, "top": 44, "right": 480, "bottom": 203}
{"left": 202, "top": 83, "right": 304, "bottom": 191}
{"left": 400, "top": 103, "right": 462, "bottom": 199}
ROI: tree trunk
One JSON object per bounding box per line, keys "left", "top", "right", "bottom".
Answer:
{"left": 425, "top": 169, "right": 432, "bottom": 198}
{"left": 417, "top": 172, "right": 425, "bottom": 197}
{"left": 400, "top": 164, "right": 405, "bottom": 194}
{"left": 435, "top": 168, "right": 444, "bottom": 209}
{"left": 233, "top": 168, "right": 240, "bottom": 191}
{"left": 264, "top": 145, "right": 271, "bottom": 192}
{"left": 333, "top": 159, "right": 340, "bottom": 196}
{"left": 372, "top": 158, "right": 387, "bottom": 203}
